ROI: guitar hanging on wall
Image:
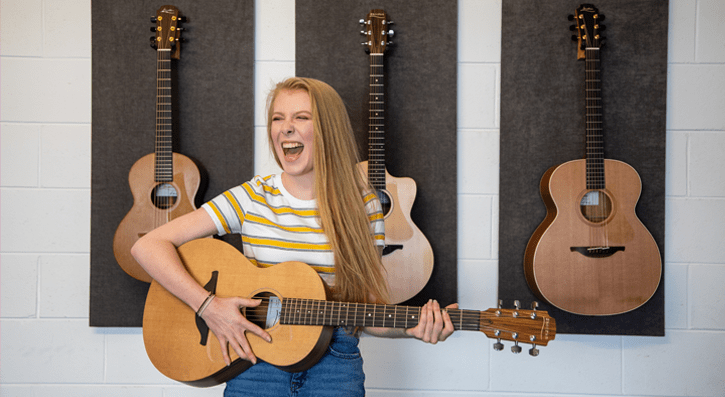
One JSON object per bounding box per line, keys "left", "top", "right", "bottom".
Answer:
{"left": 113, "top": 5, "right": 201, "bottom": 283}
{"left": 142, "top": 238, "right": 556, "bottom": 387}
{"left": 356, "top": 9, "right": 434, "bottom": 304}
{"left": 523, "top": 4, "right": 661, "bottom": 316}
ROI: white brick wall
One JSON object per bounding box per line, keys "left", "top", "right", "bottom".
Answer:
{"left": 2, "top": 0, "right": 724, "bottom": 395}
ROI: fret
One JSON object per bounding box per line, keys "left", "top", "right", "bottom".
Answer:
{"left": 368, "top": 51, "right": 386, "bottom": 189}
{"left": 583, "top": 45, "right": 605, "bottom": 190}
{"left": 154, "top": 49, "right": 175, "bottom": 183}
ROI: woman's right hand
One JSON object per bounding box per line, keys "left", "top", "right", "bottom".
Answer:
{"left": 199, "top": 296, "right": 272, "bottom": 366}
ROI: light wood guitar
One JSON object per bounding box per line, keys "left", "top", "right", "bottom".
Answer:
{"left": 357, "top": 9, "right": 434, "bottom": 304}
{"left": 523, "top": 4, "right": 661, "bottom": 316}
{"left": 114, "top": 5, "right": 200, "bottom": 282}
{"left": 143, "top": 238, "right": 555, "bottom": 386}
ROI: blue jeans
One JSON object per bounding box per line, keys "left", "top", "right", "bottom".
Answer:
{"left": 224, "top": 328, "right": 364, "bottom": 397}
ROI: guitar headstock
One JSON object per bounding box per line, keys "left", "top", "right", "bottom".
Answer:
{"left": 481, "top": 301, "right": 556, "bottom": 356}
{"left": 360, "top": 9, "right": 394, "bottom": 54}
{"left": 569, "top": 4, "right": 605, "bottom": 59}
{"left": 150, "top": 5, "right": 185, "bottom": 59}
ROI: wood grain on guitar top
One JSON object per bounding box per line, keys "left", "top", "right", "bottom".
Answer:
{"left": 113, "top": 153, "right": 201, "bottom": 282}
{"left": 524, "top": 159, "right": 661, "bottom": 316}
{"left": 358, "top": 161, "right": 434, "bottom": 304}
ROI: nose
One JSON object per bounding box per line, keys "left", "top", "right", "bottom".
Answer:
{"left": 281, "top": 119, "right": 294, "bottom": 136}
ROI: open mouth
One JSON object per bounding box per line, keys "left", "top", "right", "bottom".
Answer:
{"left": 282, "top": 142, "right": 304, "bottom": 157}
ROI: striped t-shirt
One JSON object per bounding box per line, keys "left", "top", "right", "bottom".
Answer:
{"left": 202, "top": 174, "right": 385, "bottom": 286}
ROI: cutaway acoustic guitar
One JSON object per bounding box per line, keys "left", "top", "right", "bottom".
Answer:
{"left": 357, "top": 9, "right": 434, "bottom": 304}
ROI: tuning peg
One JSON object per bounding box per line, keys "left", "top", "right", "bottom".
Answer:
{"left": 149, "top": 36, "right": 157, "bottom": 49}
{"left": 387, "top": 29, "right": 395, "bottom": 38}
{"left": 151, "top": 16, "right": 157, "bottom": 23}
{"left": 511, "top": 340, "right": 522, "bottom": 354}
{"left": 569, "top": 24, "right": 577, "bottom": 31}
{"left": 567, "top": 14, "right": 575, "bottom": 21}
{"left": 150, "top": 27, "right": 158, "bottom": 32}
{"left": 596, "top": 14, "right": 605, "bottom": 22}
{"left": 493, "top": 340, "right": 504, "bottom": 351}
{"left": 597, "top": 24, "right": 606, "bottom": 31}
{"left": 178, "top": 16, "right": 187, "bottom": 23}
{"left": 530, "top": 301, "right": 539, "bottom": 319}
{"left": 572, "top": 35, "right": 579, "bottom": 42}
{"left": 529, "top": 344, "right": 540, "bottom": 356}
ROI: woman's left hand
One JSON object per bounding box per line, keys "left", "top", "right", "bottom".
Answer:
{"left": 405, "top": 299, "right": 458, "bottom": 344}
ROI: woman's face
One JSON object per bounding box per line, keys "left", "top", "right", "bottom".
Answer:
{"left": 270, "top": 89, "right": 315, "bottom": 180}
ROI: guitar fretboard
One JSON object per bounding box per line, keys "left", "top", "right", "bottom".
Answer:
{"left": 155, "top": 48, "right": 173, "bottom": 183}
{"left": 280, "top": 298, "right": 481, "bottom": 332}
{"left": 367, "top": 54, "right": 386, "bottom": 191}
{"left": 585, "top": 47, "right": 605, "bottom": 190}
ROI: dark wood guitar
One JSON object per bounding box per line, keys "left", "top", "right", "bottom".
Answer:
{"left": 524, "top": 4, "right": 661, "bottom": 316}
{"left": 357, "top": 9, "right": 434, "bottom": 304}
{"left": 142, "top": 238, "right": 556, "bottom": 387}
{"left": 113, "top": 5, "right": 200, "bottom": 283}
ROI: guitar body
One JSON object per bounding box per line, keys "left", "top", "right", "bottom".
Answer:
{"left": 524, "top": 159, "right": 662, "bottom": 315}
{"left": 143, "top": 239, "right": 333, "bottom": 386}
{"left": 113, "top": 152, "right": 201, "bottom": 282}
{"left": 358, "top": 161, "right": 434, "bottom": 304}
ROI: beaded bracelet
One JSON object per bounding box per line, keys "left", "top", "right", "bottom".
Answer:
{"left": 196, "top": 292, "right": 216, "bottom": 317}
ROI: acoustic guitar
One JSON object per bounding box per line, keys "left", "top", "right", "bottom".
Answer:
{"left": 113, "top": 5, "right": 201, "bottom": 283}
{"left": 357, "top": 9, "right": 434, "bottom": 304}
{"left": 523, "top": 4, "right": 661, "bottom": 316}
{"left": 142, "top": 238, "right": 556, "bottom": 387}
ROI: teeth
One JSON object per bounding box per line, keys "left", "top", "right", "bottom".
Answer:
{"left": 282, "top": 142, "right": 303, "bottom": 156}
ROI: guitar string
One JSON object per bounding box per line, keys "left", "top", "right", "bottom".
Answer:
{"left": 232, "top": 296, "right": 546, "bottom": 336}
{"left": 155, "top": 47, "right": 172, "bottom": 229}
{"left": 586, "top": 46, "right": 608, "bottom": 250}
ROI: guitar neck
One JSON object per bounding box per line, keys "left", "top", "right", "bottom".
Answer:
{"left": 281, "top": 298, "right": 480, "bottom": 331}
{"left": 584, "top": 46, "right": 605, "bottom": 190}
{"left": 155, "top": 48, "right": 173, "bottom": 183}
{"left": 367, "top": 53, "right": 386, "bottom": 190}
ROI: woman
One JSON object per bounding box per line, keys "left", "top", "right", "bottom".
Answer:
{"left": 132, "top": 77, "right": 455, "bottom": 396}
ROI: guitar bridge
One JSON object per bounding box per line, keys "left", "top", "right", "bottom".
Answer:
{"left": 570, "top": 246, "right": 625, "bottom": 258}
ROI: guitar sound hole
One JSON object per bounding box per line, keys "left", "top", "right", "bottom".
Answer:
{"left": 151, "top": 183, "right": 178, "bottom": 209}
{"left": 244, "top": 292, "right": 281, "bottom": 330}
{"left": 377, "top": 190, "right": 391, "bottom": 216}
{"left": 580, "top": 190, "right": 612, "bottom": 224}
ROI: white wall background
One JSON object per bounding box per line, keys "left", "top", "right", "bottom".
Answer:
{"left": 1, "top": 0, "right": 724, "bottom": 395}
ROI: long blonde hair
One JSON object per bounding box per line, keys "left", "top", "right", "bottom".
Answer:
{"left": 266, "top": 77, "right": 390, "bottom": 304}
